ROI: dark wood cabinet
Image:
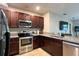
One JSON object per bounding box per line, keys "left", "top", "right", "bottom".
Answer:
{"left": 33, "top": 36, "right": 40, "bottom": 49}
{"left": 38, "top": 17, "right": 44, "bottom": 29}
{"left": 42, "top": 37, "right": 50, "bottom": 51}
{"left": 31, "top": 16, "right": 44, "bottom": 29}
{"left": 33, "top": 36, "right": 63, "bottom": 56}
{"left": 10, "top": 11, "right": 19, "bottom": 28}
{"left": 4, "top": 10, "right": 19, "bottom": 28}
{"left": 24, "top": 14, "right": 31, "bottom": 20}
{"left": 4, "top": 10, "right": 44, "bottom": 28}
{"left": 4, "top": 10, "right": 44, "bottom": 29}
{"left": 31, "top": 16, "right": 39, "bottom": 28}
{"left": 18, "top": 12, "right": 31, "bottom": 20}
{"left": 50, "top": 38, "right": 63, "bottom": 56}
{"left": 42, "top": 37, "right": 63, "bottom": 56}
{"left": 18, "top": 12, "right": 25, "bottom": 20}
{"left": 9, "top": 37, "right": 19, "bottom": 56}
{"left": 33, "top": 36, "right": 43, "bottom": 49}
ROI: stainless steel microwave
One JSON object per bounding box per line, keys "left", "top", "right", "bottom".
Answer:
{"left": 18, "top": 20, "right": 32, "bottom": 28}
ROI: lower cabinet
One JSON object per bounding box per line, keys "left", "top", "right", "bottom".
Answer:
{"left": 33, "top": 36, "right": 43, "bottom": 49}
{"left": 42, "top": 37, "right": 63, "bottom": 56}
{"left": 33, "top": 36, "right": 40, "bottom": 49}
{"left": 9, "top": 37, "right": 19, "bottom": 56}
{"left": 33, "top": 36, "right": 63, "bottom": 56}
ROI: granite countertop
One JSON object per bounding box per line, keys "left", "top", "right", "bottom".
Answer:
{"left": 10, "top": 32, "right": 79, "bottom": 45}
{"left": 32, "top": 33, "right": 79, "bottom": 45}
{"left": 32, "top": 33, "right": 63, "bottom": 40}
{"left": 10, "top": 35, "right": 19, "bottom": 38}
{"left": 10, "top": 32, "right": 19, "bottom": 38}
{"left": 63, "top": 36, "right": 79, "bottom": 44}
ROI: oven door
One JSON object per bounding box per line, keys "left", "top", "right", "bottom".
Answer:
{"left": 21, "top": 38, "right": 32, "bottom": 46}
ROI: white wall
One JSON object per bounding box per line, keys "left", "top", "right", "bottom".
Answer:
{"left": 43, "top": 12, "right": 50, "bottom": 32}
{"left": 72, "top": 20, "right": 79, "bottom": 26}
{"left": 72, "top": 20, "right": 79, "bottom": 36}
{"left": 43, "top": 11, "right": 73, "bottom": 34}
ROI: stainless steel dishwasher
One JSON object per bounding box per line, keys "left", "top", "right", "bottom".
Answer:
{"left": 63, "top": 41, "right": 79, "bottom": 56}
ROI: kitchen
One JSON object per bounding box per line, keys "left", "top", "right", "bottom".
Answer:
{"left": 0, "top": 3, "right": 79, "bottom": 56}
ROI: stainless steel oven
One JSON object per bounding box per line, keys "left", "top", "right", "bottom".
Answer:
{"left": 19, "top": 37, "right": 33, "bottom": 54}
{"left": 21, "top": 37, "right": 32, "bottom": 46}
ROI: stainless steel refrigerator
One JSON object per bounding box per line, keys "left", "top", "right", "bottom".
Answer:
{"left": 0, "top": 9, "right": 10, "bottom": 56}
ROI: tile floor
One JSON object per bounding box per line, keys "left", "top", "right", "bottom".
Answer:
{"left": 17, "top": 48, "right": 51, "bottom": 56}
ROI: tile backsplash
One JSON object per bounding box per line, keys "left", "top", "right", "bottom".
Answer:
{"left": 10, "top": 28, "right": 40, "bottom": 34}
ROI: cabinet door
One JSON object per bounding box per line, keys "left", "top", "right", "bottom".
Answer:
{"left": 24, "top": 14, "right": 31, "bottom": 20}
{"left": 49, "top": 38, "right": 63, "bottom": 56}
{"left": 31, "top": 16, "right": 44, "bottom": 29}
{"left": 42, "top": 37, "right": 51, "bottom": 52}
{"left": 31, "top": 16, "right": 39, "bottom": 28}
{"left": 33, "top": 36, "right": 40, "bottom": 49}
{"left": 9, "top": 38, "right": 19, "bottom": 56}
{"left": 4, "top": 10, "right": 18, "bottom": 28}
{"left": 38, "top": 36, "right": 44, "bottom": 47}
{"left": 42, "top": 36, "right": 63, "bottom": 56}
{"left": 10, "top": 11, "right": 18, "bottom": 28}
{"left": 33, "top": 36, "right": 44, "bottom": 49}
{"left": 18, "top": 12, "right": 25, "bottom": 20}
{"left": 18, "top": 12, "right": 31, "bottom": 20}
{"left": 38, "top": 17, "right": 44, "bottom": 29}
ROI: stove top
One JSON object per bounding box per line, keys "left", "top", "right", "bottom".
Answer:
{"left": 18, "top": 32, "right": 32, "bottom": 37}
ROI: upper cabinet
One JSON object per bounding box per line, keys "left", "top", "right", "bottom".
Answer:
{"left": 38, "top": 17, "right": 44, "bottom": 29}
{"left": 18, "top": 12, "right": 25, "bottom": 20}
{"left": 31, "top": 16, "right": 39, "bottom": 28}
{"left": 4, "top": 10, "right": 19, "bottom": 28}
{"left": 4, "top": 9, "right": 44, "bottom": 29}
{"left": 31, "top": 16, "right": 44, "bottom": 29}
{"left": 10, "top": 11, "right": 19, "bottom": 28}
{"left": 18, "top": 12, "right": 31, "bottom": 20}
{"left": 24, "top": 14, "right": 31, "bottom": 20}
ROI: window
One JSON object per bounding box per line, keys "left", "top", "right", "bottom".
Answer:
{"left": 59, "top": 21, "right": 68, "bottom": 33}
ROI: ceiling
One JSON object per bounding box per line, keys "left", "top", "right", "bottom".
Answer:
{"left": 7, "top": 3, "right": 79, "bottom": 20}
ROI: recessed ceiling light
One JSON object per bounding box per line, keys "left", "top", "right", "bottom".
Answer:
{"left": 36, "top": 6, "right": 40, "bottom": 11}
